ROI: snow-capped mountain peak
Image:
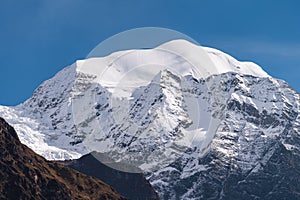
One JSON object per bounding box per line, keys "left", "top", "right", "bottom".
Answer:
{"left": 1, "top": 39, "right": 299, "bottom": 199}
{"left": 76, "top": 39, "right": 269, "bottom": 85}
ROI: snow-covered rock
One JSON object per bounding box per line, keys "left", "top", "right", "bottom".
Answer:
{"left": 1, "top": 39, "right": 300, "bottom": 199}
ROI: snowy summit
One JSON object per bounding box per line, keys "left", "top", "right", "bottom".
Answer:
{"left": 1, "top": 39, "right": 299, "bottom": 199}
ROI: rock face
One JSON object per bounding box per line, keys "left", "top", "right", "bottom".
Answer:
{"left": 0, "top": 117, "right": 126, "bottom": 200}
{"left": 147, "top": 73, "right": 300, "bottom": 199}
{"left": 61, "top": 152, "right": 160, "bottom": 200}
{"left": 1, "top": 40, "right": 300, "bottom": 199}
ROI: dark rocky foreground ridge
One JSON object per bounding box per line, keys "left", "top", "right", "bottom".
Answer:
{"left": 0, "top": 117, "right": 126, "bottom": 200}
{"left": 61, "top": 152, "right": 159, "bottom": 200}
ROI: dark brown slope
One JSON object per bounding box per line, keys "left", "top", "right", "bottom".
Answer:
{"left": 62, "top": 152, "right": 160, "bottom": 200}
{"left": 0, "top": 117, "right": 126, "bottom": 200}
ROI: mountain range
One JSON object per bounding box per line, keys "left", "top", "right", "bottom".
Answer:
{"left": 1, "top": 40, "right": 300, "bottom": 199}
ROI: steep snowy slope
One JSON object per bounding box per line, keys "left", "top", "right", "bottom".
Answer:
{"left": 0, "top": 40, "right": 269, "bottom": 161}
{"left": 148, "top": 73, "right": 300, "bottom": 199}
{"left": 1, "top": 39, "right": 300, "bottom": 199}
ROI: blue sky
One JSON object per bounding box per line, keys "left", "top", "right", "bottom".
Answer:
{"left": 0, "top": 0, "right": 299, "bottom": 105}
